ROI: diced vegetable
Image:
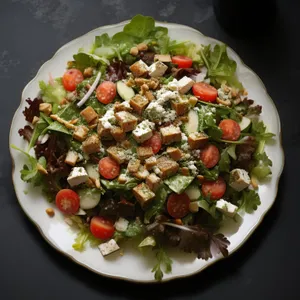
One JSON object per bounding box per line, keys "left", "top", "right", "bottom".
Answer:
{"left": 184, "top": 184, "right": 201, "bottom": 201}
{"left": 78, "top": 189, "right": 101, "bottom": 210}
{"left": 238, "top": 116, "right": 251, "bottom": 132}
{"left": 183, "top": 109, "right": 199, "bottom": 135}
{"left": 164, "top": 174, "right": 194, "bottom": 194}
{"left": 116, "top": 81, "right": 135, "bottom": 101}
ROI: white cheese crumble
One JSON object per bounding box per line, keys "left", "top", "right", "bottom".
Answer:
{"left": 99, "top": 107, "right": 116, "bottom": 129}
{"left": 133, "top": 120, "right": 155, "bottom": 136}
{"left": 187, "top": 160, "right": 198, "bottom": 176}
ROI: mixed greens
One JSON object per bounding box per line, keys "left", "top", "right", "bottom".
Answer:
{"left": 12, "top": 15, "right": 274, "bottom": 281}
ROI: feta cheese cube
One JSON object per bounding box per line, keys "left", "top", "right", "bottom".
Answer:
{"left": 216, "top": 199, "right": 238, "bottom": 218}
{"left": 132, "top": 120, "right": 155, "bottom": 143}
{"left": 129, "top": 60, "right": 149, "bottom": 77}
{"left": 229, "top": 168, "right": 251, "bottom": 192}
{"left": 177, "top": 76, "right": 195, "bottom": 94}
{"left": 114, "top": 217, "right": 129, "bottom": 232}
{"left": 148, "top": 61, "right": 168, "bottom": 78}
{"left": 98, "top": 239, "right": 120, "bottom": 256}
{"left": 67, "top": 167, "right": 88, "bottom": 187}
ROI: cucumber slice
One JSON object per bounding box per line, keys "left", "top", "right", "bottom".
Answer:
{"left": 183, "top": 109, "right": 199, "bottom": 135}
{"left": 78, "top": 189, "right": 101, "bottom": 210}
{"left": 116, "top": 81, "right": 135, "bottom": 101}
{"left": 85, "top": 164, "right": 99, "bottom": 181}
{"left": 238, "top": 116, "right": 251, "bottom": 131}
{"left": 185, "top": 184, "right": 201, "bottom": 200}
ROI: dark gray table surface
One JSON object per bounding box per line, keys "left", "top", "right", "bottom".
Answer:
{"left": 1, "top": 0, "right": 299, "bottom": 299}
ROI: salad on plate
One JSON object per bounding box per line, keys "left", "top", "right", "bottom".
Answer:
{"left": 12, "top": 15, "right": 275, "bottom": 281}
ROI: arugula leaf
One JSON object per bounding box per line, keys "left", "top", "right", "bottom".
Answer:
{"left": 219, "top": 149, "right": 231, "bottom": 173}
{"left": 39, "top": 78, "right": 66, "bottom": 104}
{"left": 238, "top": 189, "right": 261, "bottom": 213}
{"left": 200, "top": 44, "right": 243, "bottom": 89}
{"left": 72, "top": 228, "right": 101, "bottom": 252}
{"left": 144, "top": 184, "right": 170, "bottom": 224}
{"left": 164, "top": 174, "right": 194, "bottom": 194}
{"left": 196, "top": 200, "right": 218, "bottom": 219}
{"left": 28, "top": 119, "right": 48, "bottom": 150}
{"left": 151, "top": 247, "right": 173, "bottom": 281}
{"left": 46, "top": 121, "right": 71, "bottom": 135}
{"left": 101, "top": 178, "right": 139, "bottom": 191}
{"left": 138, "top": 236, "right": 156, "bottom": 248}
{"left": 11, "top": 145, "right": 46, "bottom": 186}
{"left": 251, "top": 120, "right": 275, "bottom": 141}
{"left": 123, "top": 14, "right": 155, "bottom": 39}
{"left": 196, "top": 161, "right": 219, "bottom": 180}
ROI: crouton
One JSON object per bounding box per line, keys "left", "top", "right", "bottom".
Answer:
{"left": 115, "top": 111, "right": 138, "bottom": 132}
{"left": 73, "top": 125, "right": 89, "bottom": 142}
{"left": 145, "top": 91, "right": 155, "bottom": 101}
{"left": 145, "top": 156, "right": 157, "bottom": 170}
{"left": 107, "top": 146, "right": 127, "bottom": 164}
{"left": 171, "top": 99, "right": 189, "bottom": 116}
{"left": 65, "top": 150, "right": 78, "bottom": 166}
{"left": 39, "top": 103, "right": 52, "bottom": 115}
{"left": 167, "top": 147, "right": 182, "bottom": 161}
{"left": 129, "top": 60, "right": 149, "bottom": 77}
{"left": 160, "top": 125, "right": 182, "bottom": 145}
{"left": 114, "top": 102, "right": 133, "bottom": 113}
{"left": 188, "top": 132, "right": 209, "bottom": 149}
{"left": 117, "top": 174, "right": 128, "bottom": 184}
{"left": 130, "top": 95, "right": 149, "bottom": 115}
{"left": 97, "top": 121, "right": 113, "bottom": 140}
{"left": 133, "top": 183, "right": 155, "bottom": 208}
{"left": 80, "top": 106, "right": 98, "bottom": 124}
{"left": 146, "top": 173, "right": 161, "bottom": 192}
{"left": 133, "top": 165, "right": 150, "bottom": 180}
{"left": 156, "top": 156, "right": 179, "bottom": 179}
{"left": 110, "top": 126, "right": 126, "bottom": 142}
{"left": 180, "top": 167, "right": 190, "bottom": 176}
{"left": 82, "top": 134, "right": 100, "bottom": 154}
{"left": 127, "top": 159, "right": 141, "bottom": 174}
{"left": 154, "top": 54, "right": 172, "bottom": 63}
{"left": 137, "top": 146, "right": 153, "bottom": 160}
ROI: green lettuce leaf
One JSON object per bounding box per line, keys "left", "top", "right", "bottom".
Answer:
{"left": 238, "top": 189, "right": 261, "bottom": 213}
{"left": 151, "top": 247, "right": 173, "bottom": 281}
{"left": 72, "top": 228, "right": 101, "bottom": 252}
{"left": 73, "top": 52, "right": 108, "bottom": 71}
{"left": 39, "top": 78, "right": 66, "bottom": 104}
{"left": 123, "top": 14, "right": 155, "bottom": 39}
{"left": 164, "top": 174, "right": 194, "bottom": 194}
{"left": 219, "top": 148, "right": 231, "bottom": 173}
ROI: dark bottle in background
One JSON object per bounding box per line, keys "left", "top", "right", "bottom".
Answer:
{"left": 213, "top": 0, "right": 277, "bottom": 36}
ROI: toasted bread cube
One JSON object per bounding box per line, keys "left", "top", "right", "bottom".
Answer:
{"left": 39, "top": 103, "right": 52, "bottom": 115}
{"left": 129, "top": 60, "right": 149, "bottom": 77}
{"left": 167, "top": 147, "right": 182, "bottom": 161}
{"left": 137, "top": 146, "right": 153, "bottom": 160}
{"left": 107, "top": 146, "right": 127, "bottom": 164}
{"left": 171, "top": 99, "right": 189, "bottom": 116}
{"left": 115, "top": 111, "right": 138, "bottom": 132}
{"left": 145, "top": 156, "right": 157, "bottom": 170}
{"left": 97, "top": 121, "right": 113, "bottom": 140}
{"left": 117, "top": 174, "right": 128, "bottom": 184}
{"left": 65, "top": 150, "right": 78, "bottom": 166}
{"left": 130, "top": 95, "right": 149, "bottom": 115}
{"left": 132, "top": 120, "right": 154, "bottom": 143}
{"left": 133, "top": 183, "right": 155, "bottom": 208}
{"left": 178, "top": 76, "right": 195, "bottom": 94}
{"left": 156, "top": 156, "right": 179, "bottom": 179}
{"left": 229, "top": 168, "right": 251, "bottom": 191}
{"left": 82, "top": 134, "right": 100, "bottom": 154}
{"left": 145, "top": 91, "right": 155, "bottom": 101}
{"left": 154, "top": 54, "right": 172, "bottom": 62}
{"left": 148, "top": 61, "right": 168, "bottom": 78}
{"left": 110, "top": 126, "right": 126, "bottom": 142}
{"left": 127, "top": 158, "right": 141, "bottom": 174}
{"left": 160, "top": 125, "right": 182, "bottom": 145}
{"left": 188, "top": 132, "right": 209, "bottom": 149}
{"left": 146, "top": 173, "right": 161, "bottom": 192}
{"left": 133, "top": 165, "right": 150, "bottom": 180}
{"left": 114, "top": 101, "right": 133, "bottom": 113}
{"left": 180, "top": 167, "right": 190, "bottom": 176}
{"left": 80, "top": 106, "right": 98, "bottom": 123}
{"left": 73, "top": 125, "right": 89, "bottom": 142}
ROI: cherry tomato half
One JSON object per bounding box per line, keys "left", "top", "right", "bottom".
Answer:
{"left": 98, "top": 157, "right": 120, "bottom": 180}
{"left": 171, "top": 55, "right": 193, "bottom": 68}
{"left": 90, "top": 216, "right": 115, "bottom": 240}
{"left": 201, "top": 177, "right": 226, "bottom": 200}
{"left": 62, "top": 69, "right": 84, "bottom": 92}
{"left": 96, "top": 81, "right": 116, "bottom": 104}
{"left": 55, "top": 189, "right": 80, "bottom": 214}
{"left": 142, "top": 132, "right": 162, "bottom": 154}
{"left": 219, "top": 119, "right": 241, "bottom": 141}
{"left": 167, "top": 193, "right": 190, "bottom": 219}
{"left": 192, "top": 82, "right": 218, "bottom": 102}
{"left": 200, "top": 144, "right": 220, "bottom": 169}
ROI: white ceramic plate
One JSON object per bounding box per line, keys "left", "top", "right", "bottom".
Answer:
{"left": 10, "top": 20, "right": 284, "bottom": 283}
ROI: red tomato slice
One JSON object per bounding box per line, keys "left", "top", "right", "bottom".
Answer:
{"left": 219, "top": 119, "right": 241, "bottom": 141}
{"left": 55, "top": 189, "right": 80, "bottom": 214}
{"left": 98, "top": 157, "right": 120, "bottom": 180}
{"left": 192, "top": 82, "right": 218, "bottom": 102}
{"left": 167, "top": 193, "right": 190, "bottom": 219}
{"left": 96, "top": 81, "right": 116, "bottom": 104}
{"left": 142, "top": 132, "right": 162, "bottom": 154}
{"left": 171, "top": 55, "right": 193, "bottom": 68}
{"left": 200, "top": 144, "right": 220, "bottom": 169}
{"left": 201, "top": 177, "right": 226, "bottom": 200}
{"left": 62, "top": 69, "right": 84, "bottom": 92}
{"left": 90, "top": 216, "right": 115, "bottom": 240}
